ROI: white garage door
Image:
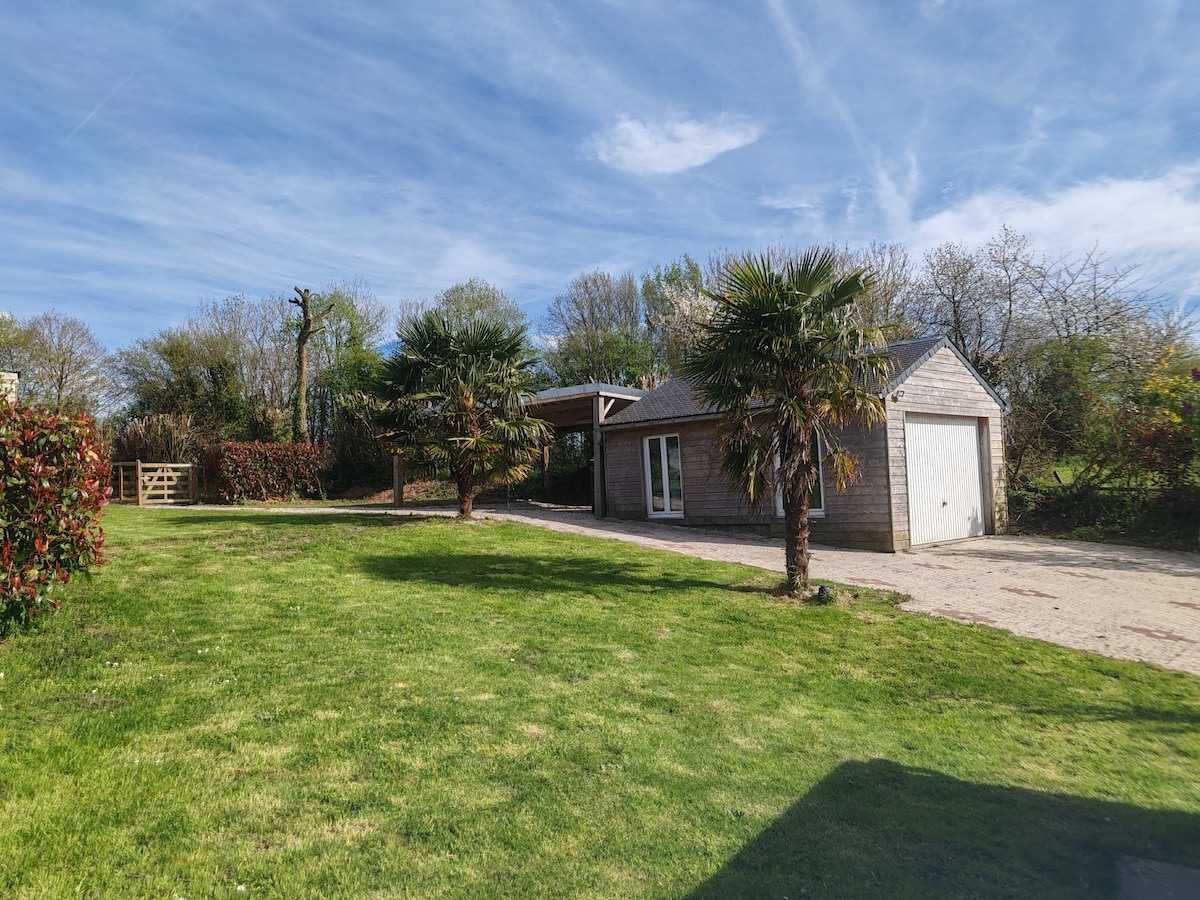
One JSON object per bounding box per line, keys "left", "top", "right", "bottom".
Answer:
{"left": 905, "top": 413, "right": 986, "bottom": 546}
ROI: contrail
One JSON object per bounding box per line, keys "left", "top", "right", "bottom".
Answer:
{"left": 62, "top": 0, "right": 204, "bottom": 145}
{"left": 763, "top": 0, "right": 911, "bottom": 230}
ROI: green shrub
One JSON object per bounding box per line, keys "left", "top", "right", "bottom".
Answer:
{"left": 204, "top": 441, "right": 331, "bottom": 503}
{"left": 112, "top": 413, "right": 200, "bottom": 463}
{"left": 0, "top": 403, "right": 111, "bottom": 631}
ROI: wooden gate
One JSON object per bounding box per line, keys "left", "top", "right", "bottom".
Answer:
{"left": 112, "top": 461, "right": 198, "bottom": 505}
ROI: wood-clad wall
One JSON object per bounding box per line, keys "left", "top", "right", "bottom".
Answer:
{"left": 884, "top": 347, "right": 1007, "bottom": 550}
{"left": 601, "top": 347, "right": 1006, "bottom": 552}
{"left": 810, "top": 419, "right": 894, "bottom": 551}
{"left": 604, "top": 418, "right": 895, "bottom": 548}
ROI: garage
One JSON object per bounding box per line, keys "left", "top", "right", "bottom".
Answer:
{"left": 905, "top": 413, "right": 986, "bottom": 546}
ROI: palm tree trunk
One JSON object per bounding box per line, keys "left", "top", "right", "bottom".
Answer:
{"left": 456, "top": 473, "right": 475, "bottom": 518}
{"left": 783, "top": 491, "right": 811, "bottom": 592}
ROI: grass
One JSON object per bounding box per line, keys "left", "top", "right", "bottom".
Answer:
{"left": 0, "top": 506, "right": 1197, "bottom": 898}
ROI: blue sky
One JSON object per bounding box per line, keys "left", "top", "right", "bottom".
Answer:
{"left": 2, "top": 0, "right": 1198, "bottom": 350}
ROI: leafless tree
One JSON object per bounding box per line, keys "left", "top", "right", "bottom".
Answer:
{"left": 19, "top": 311, "right": 110, "bottom": 414}
{"left": 290, "top": 287, "right": 334, "bottom": 442}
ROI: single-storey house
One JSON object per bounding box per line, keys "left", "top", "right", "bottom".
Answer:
{"left": 597, "top": 335, "right": 1007, "bottom": 552}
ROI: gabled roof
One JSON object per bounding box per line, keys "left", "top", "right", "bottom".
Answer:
{"left": 600, "top": 375, "right": 719, "bottom": 427}
{"left": 602, "top": 335, "right": 1001, "bottom": 428}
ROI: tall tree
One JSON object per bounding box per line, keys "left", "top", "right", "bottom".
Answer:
{"left": 114, "top": 327, "right": 248, "bottom": 441}
{"left": 306, "top": 280, "right": 389, "bottom": 484}
{"left": 432, "top": 278, "right": 526, "bottom": 333}
{"left": 17, "top": 312, "right": 110, "bottom": 414}
{"left": 839, "top": 241, "right": 917, "bottom": 337}
{"left": 373, "top": 313, "right": 550, "bottom": 517}
{"left": 642, "top": 254, "right": 705, "bottom": 375}
{"left": 683, "top": 248, "right": 889, "bottom": 592}
{"left": 543, "top": 270, "right": 654, "bottom": 387}
{"left": 290, "top": 287, "right": 334, "bottom": 442}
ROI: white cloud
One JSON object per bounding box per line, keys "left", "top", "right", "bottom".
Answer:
{"left": 757, "top": 189, "right": 813, "bottom": 210}
{"left": 589, "top": 114, "right": 763, "bottom": 176}
{"left": 902, "top": 162, "right": 1200, "bottom": 308}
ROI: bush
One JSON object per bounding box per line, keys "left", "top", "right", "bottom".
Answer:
{"left": 112, "top": 413, "right": 200, "bottom": 463}
{"left": 0, "top": 403, "right": 111, "bottom": 631}
{"left": 204, "top": 442, "right": 331, "bottom": 503}
{"left": 1010, "top": 484, "right": 1200, "bottom": 551}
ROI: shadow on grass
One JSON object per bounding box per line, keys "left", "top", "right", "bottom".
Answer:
{"left": 687, "top": 759, "right": 1200, "bottom": 900}
{"left": 137, "top": 510, "right": 425, "bottom": 530}
{"left": 355, "top": 550, "right": 743, "bottom": 596}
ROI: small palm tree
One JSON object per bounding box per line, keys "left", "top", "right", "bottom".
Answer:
{"left": 373, "top": 313, "right": 550, "bottom": 518}
{"left": 683, "top": 248, "right": 890, "bottom": 592}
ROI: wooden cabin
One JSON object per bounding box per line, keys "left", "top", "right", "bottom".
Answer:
{"left": 599, "top": 336, "right": 1007, "bottom": 551}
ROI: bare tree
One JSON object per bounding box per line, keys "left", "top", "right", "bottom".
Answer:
{"left": 542, "top": 270, "right": 653, "bottom": 386}
{"left": 290, "top": 287, "right": 334, "bottom": 442}
{"left": 19, "top": 311, "right": 109, "bottom": 414}
{"left": 837, "top": 241, "right": 917, "bottom": 337}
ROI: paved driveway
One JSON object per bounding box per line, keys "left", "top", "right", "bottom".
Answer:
{"left": 457, "top": 504, "right": 1200, "bottom": 677}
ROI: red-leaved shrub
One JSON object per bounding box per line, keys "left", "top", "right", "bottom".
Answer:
{"left": 0, "top": 403, "right": 112, "bottom": 630}
{"left": 204, "top": 442, "right": 331, "bottom": 502}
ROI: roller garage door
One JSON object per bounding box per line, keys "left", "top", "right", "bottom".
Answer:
{"left": 904, "top": 413, "right": 986, "bottom": 546}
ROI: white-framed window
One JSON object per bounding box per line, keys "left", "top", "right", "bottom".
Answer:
{"left": 644, "top": 434, "right": 684, "bottom": 517}
{"left": 774, "top": 431, "right": 825, "bottom": 518}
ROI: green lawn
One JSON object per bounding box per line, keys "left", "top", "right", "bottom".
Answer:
{"left": 1, "top": 506, "right": 1197, "bottom": 898}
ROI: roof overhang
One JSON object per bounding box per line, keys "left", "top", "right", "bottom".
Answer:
{"left": 527, "top": 382, "right": 648, "bottom": 429}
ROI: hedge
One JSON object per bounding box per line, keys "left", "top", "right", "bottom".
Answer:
{"left": 204, "top": 442, "right": 331, "bottom": 503}
{"left": 0, "top": 403, "right": 111, "bottom": 630}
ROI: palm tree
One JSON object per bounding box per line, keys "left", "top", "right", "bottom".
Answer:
{"left": 682, "top": 248, "right": 890, "bottom": 592}
{"left": 373, "top": 312, "right": 551, "bottom": 518}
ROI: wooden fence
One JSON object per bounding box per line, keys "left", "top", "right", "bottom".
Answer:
{"left": 112, "top": 461, "right": 198, "bottom": 505}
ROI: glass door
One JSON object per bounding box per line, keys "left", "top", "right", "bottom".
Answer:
{"left": 645, "top": 435, "right": 684, "bottom": 517}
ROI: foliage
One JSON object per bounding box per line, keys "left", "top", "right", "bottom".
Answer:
{"left": 2, "top": 508, "right": 1198, "bottom": 895}
{"left": 483, "top": 430, "right": 595, "bottom": 505}
{"left": 543, "top": 270, "right": 656, "bottom": 387}
{"left": 641, "top": 254, "right": 706, "bottom": 375}
{"left": 684, "top": 247, "right": 889, "bottom": 591}
{"left": 304, "top": 282, "right": 389, "bottom": 486}
{"left": 111, "top": 413, "right": 200, "bottom": 463}
{"left": 0, "top": 402, "right": 110, "bottom": 631}
{"left": 431, "top": 278, "right": 527, "bottom": 333}
{"left": 1009, "top": 485, "right": 1200, "bottom": 550}
{"left": 113, "top": 295, "right": 298, "bottom": 443}
{"left": 114, "top": 324, "right": 252, "bottom": 441}
{"left": 204, "top": 441, "right": 331, "bottom": 503}
{"left": 322, "top": 391, "right": 389, "bottom": 488}
{"left": 645, "top": 283, "right": 715, "bottom": 376}
{"left": 5, "top": 311, "right": 110, "bottom": 415}
{"left": 373, "top": 313, "right": 550, "bottom": 517}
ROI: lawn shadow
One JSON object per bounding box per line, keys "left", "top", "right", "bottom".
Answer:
{"left": 355, "top": 549, "right": 741, "bottom": 595}
{"left": 687, "top": 759, "right": 1200, "bottom": 899}
{"left": 138, "top": 509, "right": 429, "bottom": 530}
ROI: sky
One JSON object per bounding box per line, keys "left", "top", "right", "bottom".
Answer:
{"left": 2, "top": 0, "right": 1198, "bottom": 351}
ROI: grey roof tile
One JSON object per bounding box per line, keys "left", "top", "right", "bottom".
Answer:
{"left": 603, "top": 335, "right": 963, "bottom": 427}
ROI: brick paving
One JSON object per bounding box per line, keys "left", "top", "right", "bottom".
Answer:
{"left": 196, "top": 501, "right": 1200, "bottom": 677}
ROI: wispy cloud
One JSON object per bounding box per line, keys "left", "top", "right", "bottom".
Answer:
{"left": 903, "top": 162, "right": 1200, "bottom": 309}
{"left": 589, "top": 114, "right": 763, "bottom": 176}
{"left": 763, "top": 0, "right": 913, "bottom": 231}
